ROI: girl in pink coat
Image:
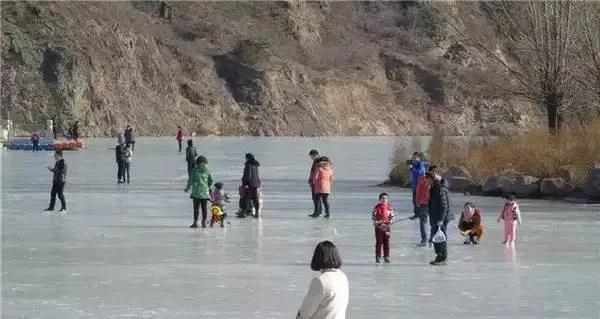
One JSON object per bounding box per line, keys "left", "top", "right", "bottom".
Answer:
{"left": 497, "top": 193, "right": 522, "bottom": 246}
{"left": 311, "top": 157, "right": 334, "bottom": 218}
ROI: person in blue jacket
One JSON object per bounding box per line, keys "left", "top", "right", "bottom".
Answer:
{"left": 408, "top": 152, "right": 428, "bottom": 220}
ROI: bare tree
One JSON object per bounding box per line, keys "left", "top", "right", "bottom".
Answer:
{"left": 578, "top": 3, "right": 600, "bottom": 105}
{"left": 450, "top": 1, "right": 582, "bottom": 133}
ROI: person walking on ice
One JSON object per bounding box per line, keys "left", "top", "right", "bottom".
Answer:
{"left": 372, "top": 193, "right": 395, "bottom": 264}
{"left": 176, "top": 126, "right": 185, "bottom": 152}
{"left": 44, "top": 150, "right": 67, "bottom": 212}
{"left": 497, "top": 193, "right": 522, "bottom": 246}
{"left": 310, "top": 157, "right": 334, "bottom": 218}
{"left": 427, "top": 171, "right": 451, "bottom": 266}
{"left": 185, "top": 139, "right": 197, "bottom": 177}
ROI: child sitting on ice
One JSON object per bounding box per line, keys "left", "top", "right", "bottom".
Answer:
{"left": 210, "top": 182, "right": 229, "bottom": 227}
{"left": 372, "top": 192, "right": 395, "bottom": 264}
{"left": 236, "top": 185, "right": 263, "bottom": 218}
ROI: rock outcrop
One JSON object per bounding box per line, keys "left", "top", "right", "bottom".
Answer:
{"left": 0, "top": 1, "right": 544, "bottom": 136}
{"left": 584, "top": 166, "right": 600, "bottom": 199}
{"left": 540, "top": 178, "right": 575, "bottom": 197}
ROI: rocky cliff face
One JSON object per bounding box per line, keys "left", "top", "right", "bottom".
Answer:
{"left": 1, "top": 1, "right": 543, "bottom": 136}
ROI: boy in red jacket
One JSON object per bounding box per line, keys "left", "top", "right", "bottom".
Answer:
{"left": 372, "top": 192, "right": 395, "bottom": 264}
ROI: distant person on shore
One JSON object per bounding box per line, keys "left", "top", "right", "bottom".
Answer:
{"left": 414, "top": 169, "right": 431, "bottom": 247}
{"left": 123, "top": 144, "right": 133, "bottom": 185}
{"left": 497, "top": 193, "right": 522, "bottom": 246}
{"left": 297, "top": 241, "right": 349, "bottom": 319}
{"left": 124, "top": 125, "right": 135, "bottom": 151}
{"left": 372, "top": 192, "right": 395, "bottom": 264}
{"left": 308, "top": 149, "right": 321, "bottom": 216}
{"left": 176, "top": 126, "right": 185, "bottom": 152}
{"left": 31, "top": 132, "right": 40, "bottom": 152}
{"left": 309, "top": 157, "right": 333, "bottom": 218}
{"left": 52, "top": 116, "right": 58, "bottom": 139}
{"left": 408, "top": 152, "right": 428, "bottom": 220}
{"left": 72, "top": 121, "right": 80, "bottom": 140}
{"left": 427, "top": 171, "right": 451, "bottom": 266}
{"left": 458, "top": 202, "right": 485, "bottom": 245}
{"left": 242, "top": 153, "right": 261, "bottom": 218}
{"left": 44, "top": 150, "right": 67, "bottom": 212}
{"left": 116, "top": 139, "right": 126, "bottom": 184}
{"left": 185, "top": 139, "right": 197, "bottom": 177}
{"left": 185, "top": 155, "right": 213, "bottom": 228}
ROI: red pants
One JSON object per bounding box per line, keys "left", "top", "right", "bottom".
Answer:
{"left": 375, "top": 228, "right": 390, "bottom": 258}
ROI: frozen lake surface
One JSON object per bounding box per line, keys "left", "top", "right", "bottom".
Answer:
{"left": 2, "top": 137, "right": 599, "bottom": 319}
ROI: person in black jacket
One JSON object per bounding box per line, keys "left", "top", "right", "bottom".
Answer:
{"left": 116, "top": 141, "right": 126, "bottom": 184}
{"left": 185, "top": 139, "right": 197, "bottom": 177}
{"left": 44, "top": 151, "right": 67, "bottom": 212}
{"left": 242, "top": 153, "right": 261, "bottom": 218}
{"left": 427, "top": 172, "right": 452, "bottom": 265}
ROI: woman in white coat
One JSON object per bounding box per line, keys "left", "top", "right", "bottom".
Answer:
{"left": 297, "top": 241, "right": 349, "bottom": 319}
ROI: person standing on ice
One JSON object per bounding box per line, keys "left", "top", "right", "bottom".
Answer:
{"left": 185, "top": 139, "right": 197, "bottom": 177}
{"left": 176, "top": 126, "right": 185, "bottom": 152}
{"left": 115, "top": 138, "right": 126, "bottom": 184}
{"left": 497, "top": 193, "right": 522, "bottom": 246}
{"left": 307, "top": 149, "right": 321, "bottom": 216}
{"left": 310, "top": 157, "right": 334, "bottom": 218}
{"left": 297, "top": 241, "right": 349, "bottom": 319}
{"left": 124, "top": 125, "right": 135, "bottom": 151}
{"left": 408, "top": 152, "right": 428, "bottom": 220}
{"left": 372, "top": 192, "right": 395, "bottom": 264}
{"left": 30, "top": 132, "right": 40, "bottom": 152}
{"left": 427, "top": 171, "right": 451, "bottom": 266}
{"left": 185, "top": 155, "right": 213, "bottom": 228}
{"left": 241, "top": 153, "right": 261, "bottom": 218}
{"left": 414, "top": 166, "right": 431, "bottom": 247}
{"left": 44, "top": 150, "right": 67, "bottom": 212}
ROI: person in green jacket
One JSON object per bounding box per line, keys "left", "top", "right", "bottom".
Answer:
{"left": 185, "top": 155, "right": 213, "bottom": 228}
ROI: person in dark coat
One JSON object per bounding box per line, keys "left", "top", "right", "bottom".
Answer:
{"left": 308, "top": 149, "right": 322, "bottom": 217}
{"left": 242, "top": 153, "right": 261, "bottom": 218}
{"left": 116, "top": 141, "right": 126, "bottom": 184}
{"left": 44, "top": 151, "right": 67, "bottom": 212}
{"left": 427, "top": 172, "right": 452, "bottom": 265}
{"left": 185, "top": 139, "right": 197, "bottom": 177}
{"left": 124, "top": 125, "right": 135, "bottom": 151}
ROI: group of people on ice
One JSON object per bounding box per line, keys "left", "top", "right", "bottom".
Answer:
{"left": 370, "top": 152, "right": 523, "bottom": 266}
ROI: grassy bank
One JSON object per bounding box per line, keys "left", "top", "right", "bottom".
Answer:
{"left": 389, "top": 121, "right": 600, "bottom": 188}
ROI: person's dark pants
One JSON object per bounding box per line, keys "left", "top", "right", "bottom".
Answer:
{"left": 375, "top": 228, "right": 390, "bottom": 258}
{"left": 246, "top": 187, "right": 260, "bottom": 217}
{"left": 128, "top": 141, "right": 135, "bottom": 151}
{"left": 187, "top": 162, "right": 194, "bottom": 177}
{"left": 315, "top": 193, "right": 330, "bottom": 215}
{"left": 32, "top": 141, "right": 39, "bottom": 152}
{"left": 49, "top": 182, "right": 66, "bottom": 210}
{"left": 124, "top": 162, "right": 131, "bottom": 184}
{"left": 418, "top": 206, "right": 429, "bottom": 243}
{"left": 432, "top": 224, "right": 448, "bottom": 262}
{"left": 310, "top": 184, "right": 319, "bottom": 214}
{"left": 178, "top": 140, "right": 182, "bottom": 152}
{"left": 193, "top": 198, "right": 208, "bottom": 223}
{"left": 412, "top": 188, "right": 419, "bottom": 216}
{"left": 117, "top": 160, "right": 124, "bottom": 182}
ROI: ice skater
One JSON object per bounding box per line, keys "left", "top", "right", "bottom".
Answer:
{"left": 185, "top": 156, "right": 213, "bottom": 228}
{"left": 497, "top": 193, "right": 522, "bottom": 246}
{"left": 372, "top": 192, "right": 395, "bottom": 264}
{"left": 458, "top": 202, "right": 485, "bottom": 245}
{"left": 123, "top": 144, "right": 133, "bottom": 184}
{"left": 44, "top": 150, "right": 67, "bottom": 212}
{"left": 309, "top": 157, "right": 333, "bottom": 218}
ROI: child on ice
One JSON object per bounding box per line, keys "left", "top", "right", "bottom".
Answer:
{"left": 372, "top": 192, "right": 395, "bottom": 264}
{"left": 497, "top": 193, "right": 522, "bottom": 245}
{"left": 236, "top": 184, "right": 263, "bottom": 218}
{"left": 210, "top": 182, "right": 229, "bottom": 227}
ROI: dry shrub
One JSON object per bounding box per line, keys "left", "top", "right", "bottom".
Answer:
{"left": 423, "top": 120, "right": 600, "bottom": 186}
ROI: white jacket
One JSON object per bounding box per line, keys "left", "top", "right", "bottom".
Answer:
{"left": 297, "top": 269, "right": 349, "bottom": 319}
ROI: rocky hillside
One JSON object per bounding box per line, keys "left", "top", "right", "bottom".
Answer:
{"left": 1, "top": 1, "right": 544, "bottom": 136}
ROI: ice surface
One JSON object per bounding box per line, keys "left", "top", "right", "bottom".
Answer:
{"left": 2, "top": 137, "right": 600, "bottom": 319}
